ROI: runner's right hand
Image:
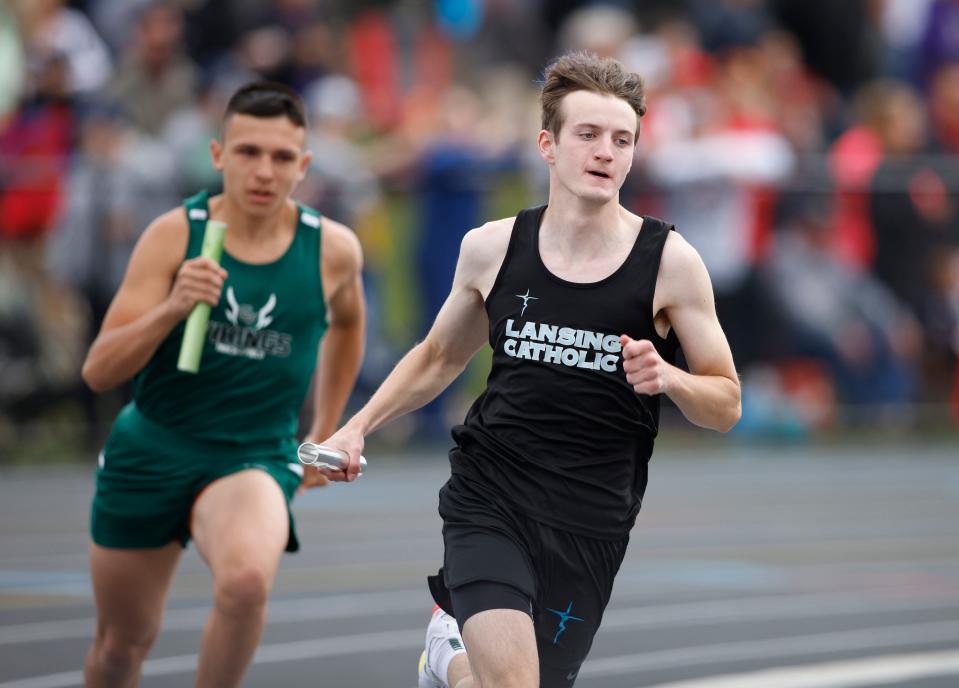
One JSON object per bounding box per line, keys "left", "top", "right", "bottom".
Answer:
{"left": 317, "top": 425, "right": 366, "bottom": 483}
{"left": 166, "top": 257, "right": 228, "bottom": 320}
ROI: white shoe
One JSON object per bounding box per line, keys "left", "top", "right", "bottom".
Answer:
{"left": 418, "top": 606, "right": 465, "bottom": 688}
{"left": 417, "top": 649, "right": 439, "bottom": 688}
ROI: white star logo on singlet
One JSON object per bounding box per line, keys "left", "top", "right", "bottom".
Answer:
{"left": 516, "top": 289, "right": 539, "bottom": 316}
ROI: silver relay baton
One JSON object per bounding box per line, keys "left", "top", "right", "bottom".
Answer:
{"left": 297, "top": 442, "right": 367, "bottom": 476}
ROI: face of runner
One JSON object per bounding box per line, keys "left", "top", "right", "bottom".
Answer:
{"left": 211, "top": 113, "right": 311, "bottom": 217}
{"left": 539, "top": 89, "right": 637, "bottom": 206}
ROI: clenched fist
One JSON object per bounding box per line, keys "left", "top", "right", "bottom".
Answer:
{"left": 310, "top": 425, "right": 366, "bottom": 483}
{"left": 165, "top": 257, "right": 228, "bottom": 321}
{"left": 621, "top": 335, "right": 674, "bottom": 396}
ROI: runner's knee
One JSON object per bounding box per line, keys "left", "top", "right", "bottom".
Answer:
{"left": 92, "top": 624, "right": 157, "bottom": 675}
{"left": 213, "top": 566, "right": 271, "bottom": 616}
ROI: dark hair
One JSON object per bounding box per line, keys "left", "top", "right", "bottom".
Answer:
{"left": 541, "top": 51, "right": 646, "bottom": 139}
{"left": 224, "top": 81, "right": 307, "bottom": 128}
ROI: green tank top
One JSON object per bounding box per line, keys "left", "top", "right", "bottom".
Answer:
{"left": 132, "top": 190, "right": 328, "bottom": 446}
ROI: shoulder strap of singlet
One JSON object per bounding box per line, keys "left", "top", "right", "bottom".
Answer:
{"left": 294, "top": 202, "right": 324, "bottom": 288}
{"left": 295, "top": 203, "right": 323, "bottom": 255}
{"left": 485, "top": 205, "right": 546, "bottom": 305}
{"left": 181, "top": 189, "right": 210, "bottom": 259}
{"left": 297, "top": 203, "right": 322, "bottom": 233}
{"left": 513, "top": 205, "right": 546, "bottom": 253}
{"left": 631, "top": 216, "right": 681, "bottom": 356}
{"left": 630, "top": 216, "right": 675, "bottom": 305}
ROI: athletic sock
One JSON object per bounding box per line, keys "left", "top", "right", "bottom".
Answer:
{"left": 420, "top": 606, "right": 467, "bottom": 687}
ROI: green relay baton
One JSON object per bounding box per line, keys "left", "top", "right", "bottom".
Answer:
{"left": 176, "top": 220, "right": 228, "bottom": 373}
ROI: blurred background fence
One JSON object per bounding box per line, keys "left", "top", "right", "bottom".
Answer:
{"left": 2, "top": 0, "right": 958, "bottom": 461}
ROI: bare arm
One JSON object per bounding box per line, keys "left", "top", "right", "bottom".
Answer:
{"left": 349, "top": 280, "right": 487, "bottom": 435}
{"left": 622, "top": 232, "right": 741, "bottom": 432}
{"left": 322, "top": 221, "right": 509, "bottom": 480}
{"left": 304, "top": 220, "right": 366, "bottom": 442}
{"left": 81, "top": 210, "right": 227, "bottom": 392}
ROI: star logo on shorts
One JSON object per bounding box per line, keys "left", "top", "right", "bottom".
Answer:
{"left": 516, "top": 289, "right": 538, "bottom": 316}
{"left": 546, "top": 601, "right": 584, "bottom": 645}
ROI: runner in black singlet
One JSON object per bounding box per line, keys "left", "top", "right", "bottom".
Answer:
{"left": 323, "top": 52, "right": 741, "bottom": 688}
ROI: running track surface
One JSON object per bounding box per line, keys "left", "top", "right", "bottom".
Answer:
{"left": 1, "top": 443, "right": 958, "bottom": 687}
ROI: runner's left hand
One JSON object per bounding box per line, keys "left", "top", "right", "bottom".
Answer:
{"left": 621, "top": 335, "right": 675, "bottom": 396}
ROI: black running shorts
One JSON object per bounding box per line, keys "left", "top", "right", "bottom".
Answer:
{"left": 428, "top": 474, "right": 629, "bottom": 687}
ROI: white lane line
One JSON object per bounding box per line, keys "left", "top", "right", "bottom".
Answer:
{"left": 642, "top": 649, "right": 959, "bottom": 688}
{"left": 0, "top": 628, "right": 423, "bottom": 688}
{"left": 3, "top": 617, "right": 959, "bottom": 686}
{"left": 0, "top": 588, "right": 427, "bottom": 645}
{"left": 578, "top": 620, "right": 959, "bottom": 679}
{"left": 3, "top": 590, "right": 958, "bottom": 646}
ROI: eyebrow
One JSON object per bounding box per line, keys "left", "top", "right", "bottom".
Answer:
{"left": 231, "top": 142, "right": 300, "bottom": 155}
{"left": 573, "top": 123, "right": 634, "bottom": 137}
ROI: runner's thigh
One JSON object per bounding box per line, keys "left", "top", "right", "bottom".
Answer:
{"left": 89, "top": 542, "right": 182, "bottom": 643}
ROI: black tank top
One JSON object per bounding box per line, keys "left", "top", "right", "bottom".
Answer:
{"left": 450, "top": 205, "right": 680, "bottom": 539}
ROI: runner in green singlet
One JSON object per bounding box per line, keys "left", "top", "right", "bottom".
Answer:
{"left": 81, "top": 81, "right": 365, "bottom": 687}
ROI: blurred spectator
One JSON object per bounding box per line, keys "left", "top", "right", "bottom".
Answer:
{"left": 687, "top": 0, "right": 773, "bottom": 53}
{"left": 919, "top": 0, "right": 959, "bottom": 85}
{"left": 106, "top": 1, "right": 198, "bottom": 136}
{"left": 436, "top": 0, "right": 484, "bottom": 40}
{"left": 178, "top": 0, "right": 261, "bottom": 69}
{"left": 160, "top": 80, "right": 228, "bottom": 198}
{"left": 15, "top": 0, "right": 112, "bottom": 95}
{"left": 929, "top": 62, "right": 959, "bottom": 154}
{"left": 289, "top": 20, "right": 337, "bottom": 91}
{"left": 868, "top": 81, "right": 959, "bottom": 399}
{"left": 643, "top": 42, "right": 796, "bottom": 368}
{"left": 0, "top": 3, "right": 25, "bottom": 122}
{"left": 5, "top": 0, "right": 959, "bottom": 445}
{"left": 348, "top": 10, "right": 403, "bottom": 132}
{"left": 762, "top": 192, "right": 920, "bottom": 413}
{"left": 297, "top": 72, "right": 397, "bottom": 410}
{"left": 88, "top": 0, "right": 152, "bottom": 56}
{"left": 220, "top": 0, "right": 331, "bottom": 87}
{"left": 878, "top": 0, "right": 936, "bottom": 83}
{"left": 414, "top": 88, "right": 496, "bottom": 326}
{"left": 47, "top": 108, "right": 178, "bottom": 319}
{"left": 828, "top": 79, "right": 927, "bottom": 268}
{"left": 0, "top": 52, "right": 73, "bottom": 245}
{"left": 772, "top": 0, "right": 879, "bottom": 95}
{"left": 465, "top": 0, "right": 549, "bottom": 71}
{"left": 867, "top": 82, "right": 951, "bottom": 311}
{"left": 759, "top": 29, "right": 837, "bottom": 153}
{"left": 0, "top": 248, "right": 90, "bottom": 446}
{"left": 300, "top": 74, "right": 380, "bottom": 223}
{"left": 48, "top": 108, "right": 138, "bottom": 323}
{"left": 557, "top": 4, "right": 637, "bottom": 59}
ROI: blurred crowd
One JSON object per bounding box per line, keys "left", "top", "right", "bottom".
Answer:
{"left": 2, "top": 0, "right": 959, "bottom": 452}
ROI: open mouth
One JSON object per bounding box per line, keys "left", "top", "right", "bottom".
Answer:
{"left": 587, "top": 170, "right": 610, "bottom": 179}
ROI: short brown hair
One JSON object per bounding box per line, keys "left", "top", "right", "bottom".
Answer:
{"left": 540, "top": 52, "right": 647, "bottom": 139}
{"left": 225, "top": 81, "right": 307, "bottom": 128}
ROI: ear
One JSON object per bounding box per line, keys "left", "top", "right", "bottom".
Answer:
{"left": 537, "top": 129, "right": 555, "bottom": 165}
{"left": 297, "top": 149, "right": 313, "bottom": 181}
{"left": 210, "top": 138, "right": 224, "bottom": 171}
